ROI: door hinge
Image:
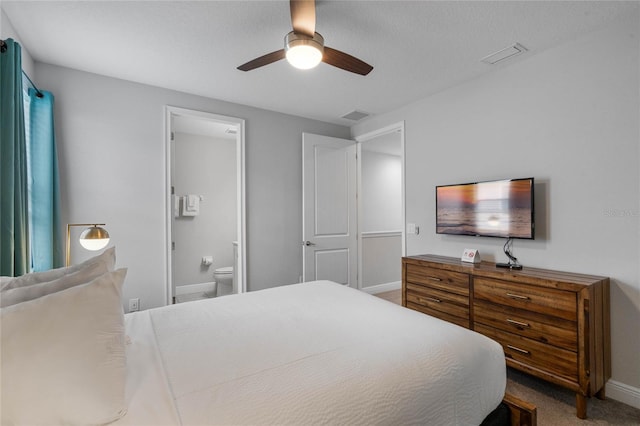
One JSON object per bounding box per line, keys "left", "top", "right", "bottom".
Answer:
{"left": 172, "top": 241, "right": 176, "bottom": 250}
{"left": 171, "top": 132, "right": 175, "bottom": 141}
{"left": 171, "top": 185, "right": 175, "bottom": 195}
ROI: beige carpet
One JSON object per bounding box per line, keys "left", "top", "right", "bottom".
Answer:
{"left": 373, "top": 290, "right": 640, "bottom": 424}
{"left": 507, "top": 368, "right": 640, "bottom": 425}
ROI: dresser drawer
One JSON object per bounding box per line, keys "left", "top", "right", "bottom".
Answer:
{"left": 406, "top": 301, "right": 470, "bottom": 329}
{"left": 474, "top": 300, "right": 577, "bottom": 352}
{"left": 475, "top": 324, "right": 578, "bottom": 382}
{"left": 474, "top": 277, "right": 577, "bottom": 321}
{"left": 407, "top": 282, "right": 468, "bottom": 306}
{"left": 406, "top": 283, "right": 470, "bottom": 327}
{"left": 406, "top": 264, "right": 469, "bottom": 297}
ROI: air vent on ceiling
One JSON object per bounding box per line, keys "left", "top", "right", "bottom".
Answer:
{"left": 341, "top": 110, "right": 370, "bottom": 121}
{"left": 481, "top": 43, "right": 528, "bottom": 65}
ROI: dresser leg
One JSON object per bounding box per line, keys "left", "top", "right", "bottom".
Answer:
{"left": 596, "top": 387, "right": 606, "bottom": 400}
{"left": 576, "top": 393, "right": 587, "bottom": 419}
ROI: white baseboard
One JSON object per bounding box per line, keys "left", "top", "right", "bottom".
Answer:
{"left": 360, "top": 281, "right": 401, "bottom": 294}
{"left": 175, "top": 281, "right": 216, "bottom": 296}
{"left": 606, "top": 379, "right": 640, "bottom": 410}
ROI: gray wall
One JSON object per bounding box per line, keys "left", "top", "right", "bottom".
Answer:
{"left": 352, "top": 15, "right": 640, "bottom": 398}
{"left": 361, "top": 233, "right": 401, "bottom": 289}
{"left": 31, "top": 63, "right": 350, "bottom": 310}
{"left": 173, "top": 132, "right": 236, "bottom": 287}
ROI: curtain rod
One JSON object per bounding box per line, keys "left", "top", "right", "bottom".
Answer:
{"left": 1, "top": 39, "right": 44, "bottom": 98}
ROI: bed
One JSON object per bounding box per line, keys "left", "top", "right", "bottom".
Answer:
{"left": 1, "top": 251, "right": 534, "bottom": 425}
{"left": 117, "top": 281, "right": 507, "bottom": 425}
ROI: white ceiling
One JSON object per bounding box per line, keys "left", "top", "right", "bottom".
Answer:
{"left": 2, "top": 1, "right": 636, "bottom": 126}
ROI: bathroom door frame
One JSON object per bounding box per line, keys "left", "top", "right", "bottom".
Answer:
{"left": 164, "top": 106, "right": 246, "bottom": 305}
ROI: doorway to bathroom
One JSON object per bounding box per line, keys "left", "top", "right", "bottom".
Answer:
{"left": 164, "top": 106, "right": 246, "bottom": 305}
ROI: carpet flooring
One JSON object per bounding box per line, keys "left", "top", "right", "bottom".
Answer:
{"left": 373, "top": 289, "right": 640, "bottom": 425}
{"left": 506, "top": 368, "right": 640, "bottom": 425}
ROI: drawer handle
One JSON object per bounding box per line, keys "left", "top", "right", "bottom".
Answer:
{"left": 426, "top": 276, "right": 442, "bottom": 282}
{"left": 506, "top": 318, "right": 530, "bottom": 328}
{"left": 506, "top": 292, "right": 530, "bottom": 301}
{"left": 418, "top": 296, "right": 442, "bottom": 304}
{"left": 507, "top": 345, "right": 530, "bottom": 355}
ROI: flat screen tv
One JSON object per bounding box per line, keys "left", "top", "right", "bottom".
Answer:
{"left": 436, "top": 177, "right": 535, "bottom": 239}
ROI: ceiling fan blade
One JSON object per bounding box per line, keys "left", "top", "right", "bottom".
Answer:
{"left": 322, "top": 47, "right": 373, "bottom": 76}
{"left": 237, "top": 49, "right": 286, "bottom": 71}
{"left": 290, "top": 0, "right": 316, "bottom": 37}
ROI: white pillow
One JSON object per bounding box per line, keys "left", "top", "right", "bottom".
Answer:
{"left": 1, "top": 268, "right": 128, "bottom": 425}
{"left": 0, "top": 260, "right": 110, "bottom": 308}
{"left": 1, "top": 246, "right": 115, "bottom": 291}
{"left": 0, "top": 277, "right": 11, "bottom": 291}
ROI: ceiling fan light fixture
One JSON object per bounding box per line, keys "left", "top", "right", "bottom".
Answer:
{"left": 285, "top": 31, "right": 324, "bottom": 70}
{"left": 237, "top": 1, "right": 372, "bottom": 75}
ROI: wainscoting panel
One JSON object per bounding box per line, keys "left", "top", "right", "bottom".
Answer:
{"left": 361, "top": 231, "right": 401, "bottom": 290}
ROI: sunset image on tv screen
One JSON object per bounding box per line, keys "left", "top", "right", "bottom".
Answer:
{"left": 436, "top": 179, "right": 533, "bottom": 239}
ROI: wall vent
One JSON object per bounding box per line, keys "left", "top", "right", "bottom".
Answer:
{"left": 341, "top": 110, "right": 370, "bottom": 121}
{"left": 481, "top": 43, "right": 528, "bottom": 65}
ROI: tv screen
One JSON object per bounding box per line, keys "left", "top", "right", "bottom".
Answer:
{"left": 436, "top": 177, "right": 534, "bottom": 239}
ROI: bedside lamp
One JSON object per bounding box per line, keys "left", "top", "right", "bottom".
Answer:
{"left": 66, "top": 223, "right": 110, "bottom": 266}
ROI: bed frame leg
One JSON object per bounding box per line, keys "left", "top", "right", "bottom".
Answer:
{"left": 503, "top": 393, "right": 537, "bottom": 426}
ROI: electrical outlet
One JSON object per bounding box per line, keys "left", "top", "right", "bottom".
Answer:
{"left": 129, "top": 298, "right": 140, "bottom": 312}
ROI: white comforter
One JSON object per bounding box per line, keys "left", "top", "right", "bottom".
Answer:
{"left": 116, "top": 281, "right": 505, "bottom": 425}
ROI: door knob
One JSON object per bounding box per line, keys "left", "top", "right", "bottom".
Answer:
{"left": 303, "top": 241, "right": 316, "bottom": 246}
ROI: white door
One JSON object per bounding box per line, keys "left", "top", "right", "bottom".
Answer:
{"left": 302, "top": 133, "right": 357, "bottom": 287}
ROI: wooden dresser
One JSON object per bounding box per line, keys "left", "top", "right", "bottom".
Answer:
{"left": 402, "top": 254, "right": 610, "bottom": 419}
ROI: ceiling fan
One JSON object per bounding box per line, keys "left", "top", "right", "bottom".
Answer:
{"left": 237, "top": 0, "right": 373, "bottom": 75}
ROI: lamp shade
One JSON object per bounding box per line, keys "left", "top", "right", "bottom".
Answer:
{"left": 285, "top": 32, "right": 324, "bottom": 70}
{"left": 286, "top": 45, "right": 322, "bottom": 69}
{"left": 79, "top": 226, "right": 110, "bottom": 251}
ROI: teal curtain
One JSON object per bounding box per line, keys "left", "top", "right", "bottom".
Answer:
{"left": 0, "top": 39, "right": 30, "bottom": 276}
{"left": 27, "top": 88, "right": 62, "bottom": 271}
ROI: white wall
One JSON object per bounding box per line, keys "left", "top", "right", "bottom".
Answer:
{"left": 173, "top": 132, "right": 236, "bottom": 287}
{"left": 31, "top": 63, "right": 350, "bottom": 310}
{"left": 352, "top": 14, "right": 640, "bottom": 400}
{"left": 1, "top": 9, "right": 35, "bottom": 82}
{"left": 361, "top": 151, "right": 402, "bottom": 232}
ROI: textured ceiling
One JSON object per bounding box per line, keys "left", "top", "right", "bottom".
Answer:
{"left": 2, "top": 1, "right": 636, "bottom": 125}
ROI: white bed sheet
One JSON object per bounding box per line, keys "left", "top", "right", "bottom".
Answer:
{"left": 116, "top": 280, "right": 505, "bottom": 425}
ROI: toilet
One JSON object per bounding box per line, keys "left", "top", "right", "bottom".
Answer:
{"left": 214, "top": 266, "right": 233, "bottom": 297}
